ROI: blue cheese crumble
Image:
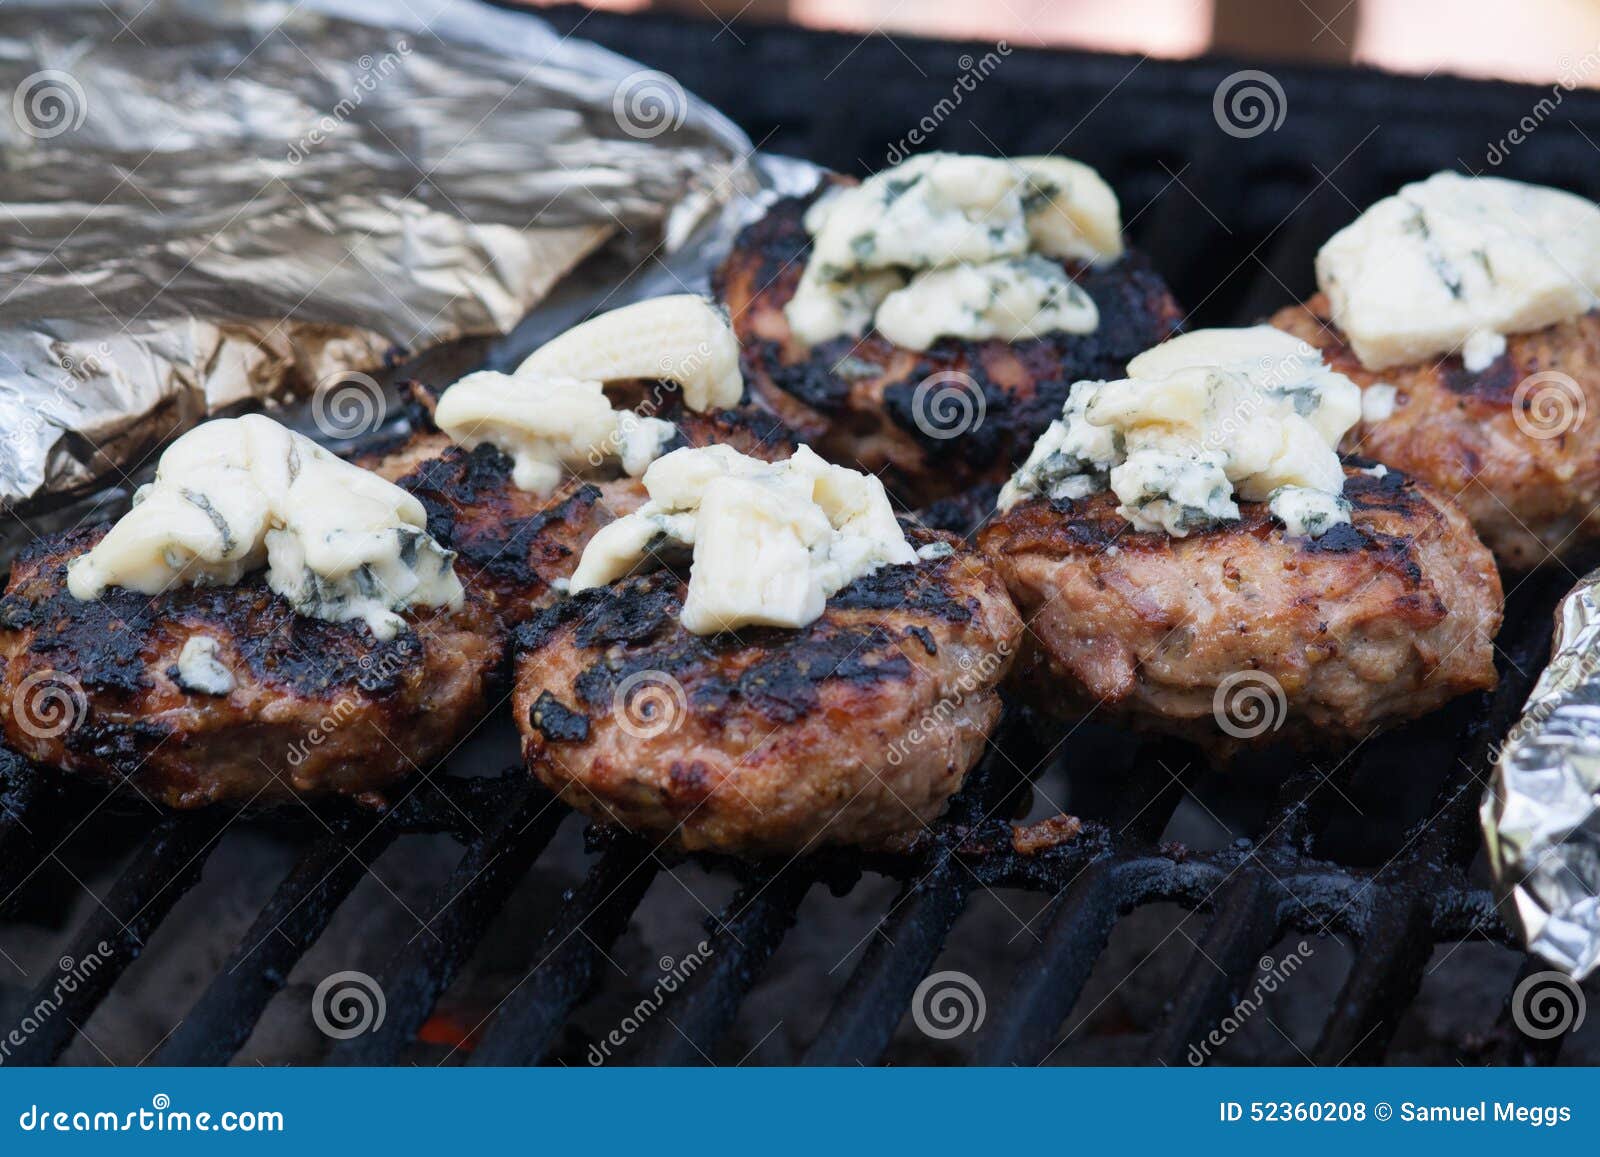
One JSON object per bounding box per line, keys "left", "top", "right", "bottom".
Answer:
{"left": 999, "top": 327, "right": 1362, "bottom": 539}
{"left": 68, "top": 415, "right": 463, "bottom": 640}
{"left": 1317, "top": 172, "right": 1600, "bottom": 372}
{"left": 787, "top": 153, "right": 1123, "bottom": 350}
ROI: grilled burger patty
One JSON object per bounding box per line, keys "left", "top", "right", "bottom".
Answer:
{"left": 512, "top": 527, "right": 1021, "bottom": 854}
{"left": 979, "top": 463, "right": 1502, "bottom": 750}
{"left": 0, "top": 396, "right": 796, "bottom": 809}
{"left": 714, "top": 181, "right": 1183, "bottom": 505}
{"left": 377, "top": 397, "right": 798, "bottom": 626}
{"left": 1272, "top": 296, "right": 1600, "bottom": 569}
{"left": 0, "top": 525, "right": 499, "bottom": 808}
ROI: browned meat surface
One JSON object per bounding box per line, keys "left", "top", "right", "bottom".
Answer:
{"left": 978, "top": 463, "right": 1502, "bottom": 753}
{"left": 0, "top": 393, "right": 796, "bottom": 809}
{"left": 0, "top": 527, "right": 499, "bottom": 808}
{"left": 714, "top": 180, "right": 1184, "bottom": 506}
{"left": 380, "top": 395, "right": 799, "bottom": 627}
{"left": 511, "top": 527, "right": 1022, "bottom": 855}
{"left": 1272, "top": 295, "right": 1600, "bottom": 569}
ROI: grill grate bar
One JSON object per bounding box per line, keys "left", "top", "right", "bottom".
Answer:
{"left": 328, "top": 783, "right": 565, "bottom": 1065}
{"left": 630, "top": 867, "right": 813, "bottom": 1065}
{"left": 974, "top": 860, "right": 1130, "bottom": 1065}
{"left": 156, "top": 819, "right": 399, "bottom": 1066}
{"left": 1144, "top": 872, "right": 1286, "bottom": 1065}
{"left": 802, "top": 857, "right": 974, "bottom": 1066}
{"left": 2, "top": 812, "right": 228, "bottom": 1065}
{"left": 469, "top": 838, "right": 659, "bottom": 1066}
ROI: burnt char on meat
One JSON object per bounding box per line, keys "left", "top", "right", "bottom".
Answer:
{"left": 714, "top": 180, "right": 1184, "bottom": 506}
{"left": 978, "top": 462, "right": 1502, "bottom": 754}
{"left": 0, "top": 526, "right": 499, "bottom": 808}
{"left": 511, "top": 526, "right": 1022, "bottom": 855}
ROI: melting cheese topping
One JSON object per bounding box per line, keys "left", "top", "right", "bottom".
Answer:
{"left": 1316, "top": 172, "right": 1600, "bottom": 371}
{"left": 435, "top": 296, "right": 747, "bottom": 496}
{"left": 787, "top": 152, "right": 1122, "bottom": 350}
{"left": 571, "top": 445, "right": 915, "bottom": 634}
{"left": 434, "top": 373, "right": 676, "bottom": 495}
{"left": 515, "top": 295, "right": 743, "bottom": 412}
{"left": 1000, "top": 327, "right": 1362, "bottom": 538}
{"left": 67, "top": 415, "right": 463, "bottom": 639}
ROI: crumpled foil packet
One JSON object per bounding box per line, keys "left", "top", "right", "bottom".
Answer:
{"left": 0, "top": 0, "right": 753, "bottom": 514}
{"left": 1483, "top": 569, "right": 1600, "bottom": 978}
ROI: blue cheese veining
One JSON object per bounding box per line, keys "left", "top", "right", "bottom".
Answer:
{"left": 999, "top": 327, "right": 1362, "bottom": 538}
{"left": 67, "top": 415, "right": 463, "bottom": 639}
{"left": 787, "top": 153, "right": 1123, "bottom": 350}
{"left": 570, "top": 445, "right": 916, "bottom": 634}
{"left": 1316, "top": 172, "right": 1600, "bottom": 372}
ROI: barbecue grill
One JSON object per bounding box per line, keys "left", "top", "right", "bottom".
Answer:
{"left": 2, "top": 5, "right": 1598, "bottom": 1067}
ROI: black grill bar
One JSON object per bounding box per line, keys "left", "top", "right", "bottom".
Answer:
{"left": 803, "top": 856, "right": 974, "bottom": 1066}
{"left": 468, "top": 839, "right": 660, "bottom": 1066}
{"left": 1145, "top": 873, "right": 1286, "bottom": 1065}
{"left": 630, "top": 867, "right": 814, "bottom": 1065}
{"left": 975, "top": 860, "right": 1131, "bottom": 1065}
{"left": 156, "top": 819, "right": 399, "bottom": 1065}
{"left": 328, "top": 782, "right": 565, "bottom": 1065}
{"left": 3, "top": 812, "right": 228, "bottom": 1065}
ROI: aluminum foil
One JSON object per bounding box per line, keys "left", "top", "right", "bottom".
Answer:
{"left": 1483, "top": 568, "right": 1600, "bottom": 978}
{"left": 0, "top": 0, "right": 755, "bottom": 514}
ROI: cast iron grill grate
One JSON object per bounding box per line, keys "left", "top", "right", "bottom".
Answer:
{"left": 2, "top": 9, "right": 1597, "bottom": 1066}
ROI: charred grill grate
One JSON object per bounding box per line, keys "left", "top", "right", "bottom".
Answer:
{"left": 2, "top": 8, "right": 1598, "bottom": 1067}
